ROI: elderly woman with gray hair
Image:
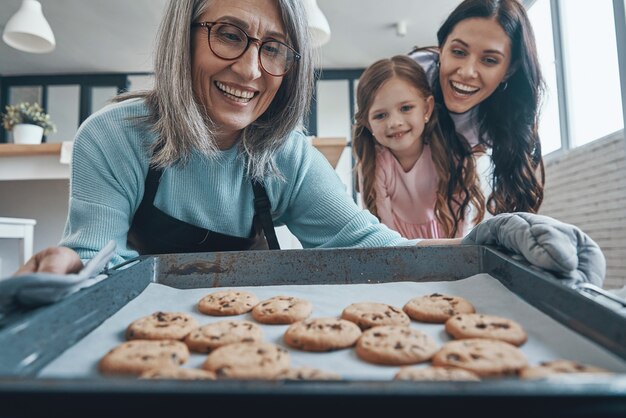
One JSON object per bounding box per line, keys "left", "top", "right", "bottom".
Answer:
{"left": 14, "top": 0, "right": 605, "bottom": 287}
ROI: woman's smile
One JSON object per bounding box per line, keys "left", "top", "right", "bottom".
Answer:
{"left": 449, "top": 80, "right": 480, "bottom": 96}
{"left": 214, "top": 81, "right": 258, "bottom": 104}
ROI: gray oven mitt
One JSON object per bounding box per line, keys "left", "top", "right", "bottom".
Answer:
{"left": 461, "top": 213, "right": 605, "bottom": 286}
{"left": 0, "top": 241, "right": 116, "bottom": 309}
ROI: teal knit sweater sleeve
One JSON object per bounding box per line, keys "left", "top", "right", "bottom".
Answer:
{"left": 60, "top": 99, "right": 412, "bottom": 265}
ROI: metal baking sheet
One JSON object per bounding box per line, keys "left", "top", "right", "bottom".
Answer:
{"left": 38, "top": 275, "right": 626, "bottom": 379}
{"left": 1, "top": 245, "right": 626, "bottom": 417}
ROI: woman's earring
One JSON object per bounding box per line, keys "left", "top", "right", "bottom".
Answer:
{"left": 500, "top": 81, "right": 508, "bottom": 91}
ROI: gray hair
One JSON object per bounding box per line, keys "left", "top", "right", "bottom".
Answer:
{"left": 119, "top": 0, "right": 314, "bottom": 181}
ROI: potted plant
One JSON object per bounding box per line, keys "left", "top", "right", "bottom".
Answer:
{"left": 1, "top": 102, "right": 56, "bottom": 144}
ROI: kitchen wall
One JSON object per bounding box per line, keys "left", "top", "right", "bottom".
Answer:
{"left": 539, "top": 130, "right": 626, "bottom": 290}
{"left": 0, "top": 180, "right": 69, "bottom": 276}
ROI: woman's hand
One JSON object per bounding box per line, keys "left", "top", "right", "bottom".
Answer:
{"left": 13, "top": 247, "right": 83, "bottom": 276}
{"left": 462, "top": 213, "right": 605, "bottom": 285}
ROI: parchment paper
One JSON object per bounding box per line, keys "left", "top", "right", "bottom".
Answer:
{"left": 40, "top": 274, "right": 626, "bottom": 380}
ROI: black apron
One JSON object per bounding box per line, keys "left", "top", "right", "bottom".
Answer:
{"left": 127, "top": 165, "right": 279, "bottom": 255}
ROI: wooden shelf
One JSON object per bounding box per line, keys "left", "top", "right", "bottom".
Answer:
{"left": 0, "top": 143, "right": 62, "bottom": 157}
{"left": 0, "top": 143, "right": 69, "bottom": 181}
{"left": 311, "top": 137, "right": 346, "bottom": 169}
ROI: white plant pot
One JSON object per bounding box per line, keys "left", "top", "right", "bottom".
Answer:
{"left": 12, "top": 123, "right": 44, "bottom": 145}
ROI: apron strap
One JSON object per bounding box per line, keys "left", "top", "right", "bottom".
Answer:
{"left": 251, "top": 180, "right": 280, "bottom": 250}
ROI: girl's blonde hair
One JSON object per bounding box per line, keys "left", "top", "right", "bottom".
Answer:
{"left": 352, "top": 55, "right": 484, "bottom": 237}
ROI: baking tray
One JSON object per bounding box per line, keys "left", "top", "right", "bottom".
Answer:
{"left": 1, "top": 245, "right": 626, "bottom": 417}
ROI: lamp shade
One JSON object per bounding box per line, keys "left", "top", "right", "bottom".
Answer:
{"left": 303, "top": 0, "right": 330, "bottom": 48}
{"left": 3, "top": 0, "right": 56, "bottom": 53}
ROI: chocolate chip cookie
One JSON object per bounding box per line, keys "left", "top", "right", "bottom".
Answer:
{"left": 252, "top": 295, "right": 312, "bottom": 324}
{"left": 283, "top": 317, "right": 362, "bottom": 351}
{"left": 520, "top": 360, "right": 612, "bottom": 380}
{"left": 445, "top": 313, "right": 527, "bottom": 346}
{"left": 198, "top": 290, "right": 259, "bottom": 316}
{"left": 202, "top": 342, "right": 290, "bottom": 379}
{"left": 341, "top": 302, "right": 410, "bottom": 330}
{"left": 184, "top": 320, "right": 263, "bottom": 353}
{"left": 276, "top": 366, "right": 342, "bottom": 380}
{"left": 355, "top": 325, "right": 438, "bottom": 365}
{"left": 125, "top": 311, "right": 198, "bottom": 341}
{"left": 432, "top": 338, "right": 528, "bottom": 377}
{"left": 99, "top": 340, "right": 189, "bottom": 376}
{"left": 394, "top": 366, "right": 481, "bottom": 381}
{"left": 403, "top": 293, "right": 475, "bottom": 323}
{"left": 139, "top": 367, "right": 216, "bottom": 380}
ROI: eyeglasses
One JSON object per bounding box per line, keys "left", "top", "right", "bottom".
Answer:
{"left": 192, "top": 21, "right": 301, "bottom": 77}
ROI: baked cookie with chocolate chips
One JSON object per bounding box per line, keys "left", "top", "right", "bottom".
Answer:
{"left": 276, "top": 366, "right": 341, "bottom": 380}
{"left": 432, "top": 338, "right": 528, "bottom": 377}
{"left": 341, "top": 302, "right": 410, "bottom": 330}
{"left": 355, "top": 325, "right": 438, "bottom": 365}
{"left": 283, "top": 317, "right": 362, "bottom": 351}
{"left": 198, "top": 290, "right": 259, "bottom": 316}
{"left": 251, "top": 295, "right": 312, "bottom": 324}
{"left": 444, "top": 313, "right": 527, "bottom": 346}
{"left": 184, "top": 320, "right": 263, "bottom": 353}
{"left": 99, "top": 340, "right": 189, "bottom": 376}
{"left": 125, "top": 311, "right": 198, "bottom": 341}
{"left": 139, "top": 367, "right": 216, "bottom": 380}
{"left": 202, "top": 342, "right": 290, "bottom": 379}
{"left": 403, "top": 293, "right": 475, "bottom": 323}
{"left": 520, "top": 360, "right": 613, "bottom": 380}
{"left": 394, "top": 366, "right": 480, "bottom": 381}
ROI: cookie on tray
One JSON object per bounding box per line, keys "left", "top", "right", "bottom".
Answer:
{"left": 444, "top": 313, "right": 527, "bottom": 346}
{"left": 519, "top": 360, "right": 613, "bottom": 380}
{"left": 125, "top": 311, "right": 198, "bottom": 341}
{"left": 202, "top": 342, "right": 290, "bottom": 379}
{"left": 276, "top": 367, "right": 342, "bottom": 380}
{"left": 251, "top": 295, "right": 312, "bottom": 324}
{"left": 184, "top": 320, "right": 263, "bottom": 353}
{"left": 403, "top": 293, "right": 476, "bottom": 323}
{"left": 394, "top": 366, "right": 481, "bottom": 381}
{"left": 139, "top": 367, "right": 216, "bottom": 380}
{"left": 283, "top": 317, "right": 362, "bottom": 351}
{"left": 341, "top": 302, "right": 410, "bottom": 330}
{"left": 197, "top": 290, "right": 259, "bottom": 316}
{"left": 432, "top": 338, "right": 528, "bottom": 377}
{"left": 355, "top": 325, "right": 438, "bottom": 365}
{"left": 99, "top": 340, "right": 189, "bottom": 376}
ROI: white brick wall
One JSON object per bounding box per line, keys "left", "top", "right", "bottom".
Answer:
{"left": 539, "top": 130, "right": 626, "bottom": 290}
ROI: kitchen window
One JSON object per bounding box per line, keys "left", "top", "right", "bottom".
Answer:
{"left": 529, "top": 0, "right": 626, "bottom": 155}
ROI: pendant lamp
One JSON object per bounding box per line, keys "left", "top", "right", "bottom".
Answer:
{"left": 303, "top": 0, "right": 331, "bottom": 48}
{"left": 3, "top": 0, "right": 56, "bottom": 53}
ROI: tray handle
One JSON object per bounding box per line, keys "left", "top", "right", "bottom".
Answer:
{"left": 575, "top": 283, "right": 626, "bottom": 312}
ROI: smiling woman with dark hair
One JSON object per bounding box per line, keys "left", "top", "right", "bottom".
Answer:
{"left": 411, "top": 0, "right": 545, "bottom": 223}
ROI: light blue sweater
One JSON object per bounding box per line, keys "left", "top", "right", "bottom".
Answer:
{"left": 60, "top": 99, "right": 412, "bottom": 265}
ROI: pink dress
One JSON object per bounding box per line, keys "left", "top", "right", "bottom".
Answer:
{"left": 362, "top": 145, "right": 464, "bottom": 239}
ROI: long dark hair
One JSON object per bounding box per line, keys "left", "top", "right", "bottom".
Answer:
{"left": 353, "top": 55, "right": 484, "bottom": 237}
{"left": 436, "top": 0, "right": 545, "bottom": 214}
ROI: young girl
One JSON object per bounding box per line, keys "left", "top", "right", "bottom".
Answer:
{"left": 353, "top": 55, "right": 484, "bottom": 239}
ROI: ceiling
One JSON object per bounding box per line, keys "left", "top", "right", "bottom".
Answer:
{"left": 0, "top": 0, "right": 463, "bottom": 76}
